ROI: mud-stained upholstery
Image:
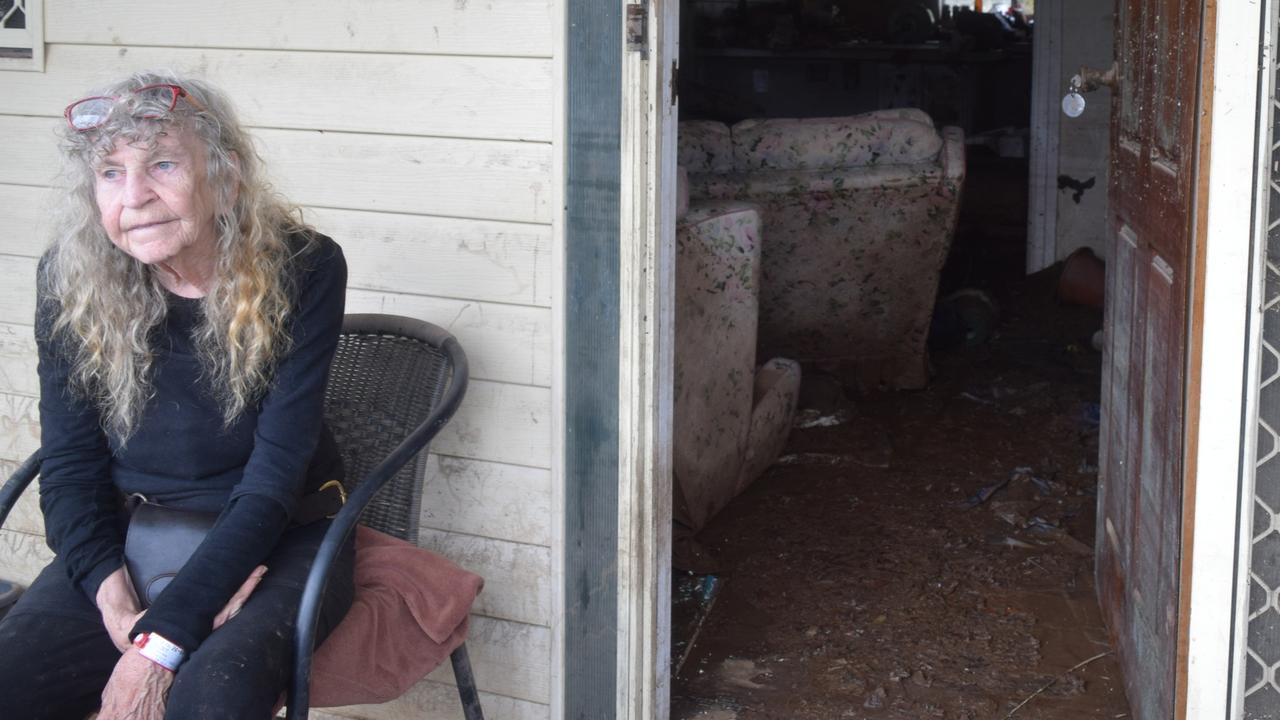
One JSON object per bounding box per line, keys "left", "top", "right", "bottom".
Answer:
{"left": 681, "top": 110, "right": 966, "bottom": 389}
{"left": 677, "top": 119, "right": 735, "bottom": 174}
{"left": 674, "top": 199, "right": 800, "bottom": 531}
{"left": 731, "top": 115, "right": 943, "bottom": 171}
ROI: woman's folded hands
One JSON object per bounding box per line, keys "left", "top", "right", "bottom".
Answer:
{"left": 91, "top": 563, "right": 269, "bottom": 719}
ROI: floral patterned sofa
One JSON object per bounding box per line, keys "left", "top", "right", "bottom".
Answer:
{"left": 674, "top": 196, "right": 801, "bottom": 531}
{"left": 679, "top": 109, "right": 966, "bottom": 389}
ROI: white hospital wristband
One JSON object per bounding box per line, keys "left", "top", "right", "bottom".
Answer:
{"left": 133, "top": 631, "right": 185, "bottom": 672}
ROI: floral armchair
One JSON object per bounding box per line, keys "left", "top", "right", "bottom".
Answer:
{"left": 679, "top": 109, "right": 965, "bottom": 389}
{"left": 674, "top": 196, "right": 800, "bottom": 531}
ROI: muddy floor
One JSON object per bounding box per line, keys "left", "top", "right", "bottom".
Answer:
{"left": 670, "top": 266, "right": 1132, "bottom": 720}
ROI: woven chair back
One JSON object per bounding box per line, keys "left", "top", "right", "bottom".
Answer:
{"left": 322, "top": 322, "right": 453, "bottom": 542}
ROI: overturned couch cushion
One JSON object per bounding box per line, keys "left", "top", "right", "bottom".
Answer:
{"left": 674, "top": 202, "right": 762, "bottom": 530}
{"left": 674, "top": 201, "right": 799, "bottom": 530}
{"left": 737, "top": 357, "right": 801, "bottom": 496}
{"left": 731, "top": 113, "right": 943, "bottom": 172}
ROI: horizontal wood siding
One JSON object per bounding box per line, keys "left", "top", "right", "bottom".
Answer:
{"left": 0, "top": 185, "right": 53, "bottom": 258}
{"left": 45, "top": 0, "right": 555, "bottom": 58}
{"left": 0, "top": 45, "right": 553, "bottom": 141}
{"left": 0, "top": 528, "right": 55, "bottom": 588}
{"left": 0, "top": 190, "right": 554, "bottom": 306}
{"left": 0, "top": 2, "right": 561, "bottom": 715}
{"left": 345, "top": 291, "right": 552, "bottom": 388}
{"left": 0, "top": 392, "right": 39, "bottom": 462}
{"left": 0, "top": 323, "right": 38, "bottom": 398}
{"left": 0, "top": 394, "right": 551, "bottom": 623}
{"left": 0, "top": 116, "right": 554, "bottom": 223}
{"left": 312, "top": 681, "right": 552, "bottom": 720}
{"left": 1, "top": 270, "right": 551, "bottom": 390}
{"left": 418, "top": 529, "right": 552, "bottom": 627}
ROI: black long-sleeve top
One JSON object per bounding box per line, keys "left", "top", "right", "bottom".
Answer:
{"left": 34, "top": 232, "right": 347, "bottom": 653}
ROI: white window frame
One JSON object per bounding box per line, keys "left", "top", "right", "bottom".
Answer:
{"left": 0, "top": 0, "right": 44, "bottom": 72}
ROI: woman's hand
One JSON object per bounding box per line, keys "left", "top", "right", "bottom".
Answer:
{"left": 97, "top": 563, "right": 265, "bottom": 653}
{"left": 96, "top": 648, "right": 173, "bottom": 720}
{"left": 96, "top": 567, "right": 144, "bottom": 653}
{"left": 212, "top": 565, "right": 267, "bottom": 630}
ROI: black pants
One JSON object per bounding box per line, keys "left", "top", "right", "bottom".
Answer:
{"left": 0, "top": 520, "right": 354, "bottom": 720}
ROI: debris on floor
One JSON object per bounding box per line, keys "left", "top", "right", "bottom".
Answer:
{"left": 717, "top": 658, "right": 772, "bottom": 691}
{"left": 673, "top": 571, "right": 726, "bottom": 677}
{"left": 671, "top": 267, "right": 1128, "bottom": 720}
{"left": 795, "top": 408, "right": 852, "bottom": 429}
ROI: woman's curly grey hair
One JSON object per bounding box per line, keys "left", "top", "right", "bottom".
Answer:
{"left": 42, "top": 70, "right": 313, "bottom": 442}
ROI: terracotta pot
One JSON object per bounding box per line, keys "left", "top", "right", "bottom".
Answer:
{"left": 1057, "top": 248, "right": 1105, "bottom": 309}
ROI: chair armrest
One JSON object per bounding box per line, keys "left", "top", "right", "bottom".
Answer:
{"left": 286, "top": 336, "right": 469, "bottom": 719}
{"left": 0, "top": 452, "right": 41, "bottom": 528}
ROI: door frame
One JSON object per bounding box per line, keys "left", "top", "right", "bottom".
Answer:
{"left": 606, "top": 0, "right": 1267, "bottom": 717}
{"left": 560, "top": 1, "right": 625, "bottom": 717}
{"left": 1183, "top": 0, "right": 1269, "bottom": 716}
{"left": 1027, "top": 0, "right": 1063, "bottom": 274}
{"left": 616, "top": 1, "right": 680, "bottom": 719}
{"left": 559, "top": 1, "right": 678, "bottom": 716}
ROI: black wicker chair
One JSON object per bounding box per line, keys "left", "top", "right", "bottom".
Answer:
{"left": 0, "top": 313, "right": 483, "bottom": 720}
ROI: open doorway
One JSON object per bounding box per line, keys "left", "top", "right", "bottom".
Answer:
{"left": 665, "top": 2, "right": 1137, "bottom": 717}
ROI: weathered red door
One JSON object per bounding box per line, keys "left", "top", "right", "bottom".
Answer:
{"left": 1097, "top": 1, "right": 1203, "bottom": 718}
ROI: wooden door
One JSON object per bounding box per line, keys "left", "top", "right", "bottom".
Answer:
{"left": 1097, "top": 1, "right": 1203, "bottom": 718}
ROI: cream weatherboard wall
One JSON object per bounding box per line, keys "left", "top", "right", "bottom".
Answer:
{"left": 0, "top": 2, "right": 561, "bottom": 719}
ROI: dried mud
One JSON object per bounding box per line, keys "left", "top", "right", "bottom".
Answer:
{"left": 671, "top": 273, "right": 1130, "bottom": 720}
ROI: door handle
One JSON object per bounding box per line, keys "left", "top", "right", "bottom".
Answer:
{"left": 1062, "top": 61, "right": 1118, "bottom": 118}
{"left": 1072, "top": 61, "right": 1119, "bottom": 93}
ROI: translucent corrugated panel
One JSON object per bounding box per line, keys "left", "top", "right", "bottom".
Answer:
{"left": 0, "top": 1, "right": 26, "bottom": 30}
{"left": 1245, "top": 39, "right": 1280, "bottom": 718}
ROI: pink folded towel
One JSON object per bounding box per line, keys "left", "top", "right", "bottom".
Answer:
{"left": 308, "top": 525, "right": 485, "bottom": 707}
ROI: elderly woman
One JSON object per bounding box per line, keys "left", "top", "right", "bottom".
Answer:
{"left": 0, "top": 72, "right": 355, "bottom": 719}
